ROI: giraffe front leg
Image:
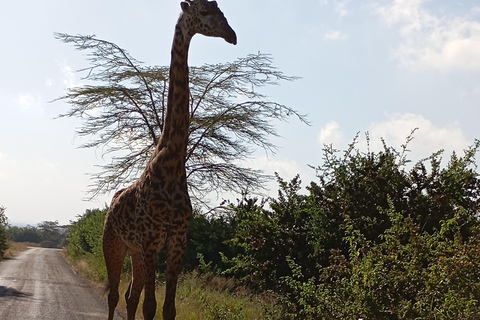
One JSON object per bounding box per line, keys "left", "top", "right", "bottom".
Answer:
{"left": 163, "top": 233, "right": 187, "bottom": 320}
{"left": 143, "top": 250, "right": 158, "bottom": 320}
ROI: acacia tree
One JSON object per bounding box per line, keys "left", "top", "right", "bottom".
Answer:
{"left": 37, "top": 220, "right": 67, "bottom": 247}
{"left": 55, "top": 33, "right": 307, "bottom": 207}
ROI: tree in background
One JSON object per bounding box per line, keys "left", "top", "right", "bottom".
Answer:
{"left": 0, "top": 205, "right": 8, "bottom": 258}
{"left": 7, "top": 225, "right": 42, "bottom": 243}
{"left": 7, "top": 221, "right": 67, "bottom": 248}
{"left": 37, "top": 220, "right": 67, "bottom": 248}
{"left": 55, "top": 34, "right": 307, "bottom": 207}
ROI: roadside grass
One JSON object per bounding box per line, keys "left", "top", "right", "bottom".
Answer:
{"left": 2, "top": 242, "right": 35, "bottom": 259}
{"left": 117, "top": 271, "right": 278, "bottom": 320}
{"left": 62, "top": 251, "right": 106, "bottom": 282}
{"left": 66, "top": 254, "right": 278, "bottom": 320}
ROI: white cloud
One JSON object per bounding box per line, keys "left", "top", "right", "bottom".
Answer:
{"left": 335, "top": 1, "right": 350, "bottom": 18}
{"left": 17, "top": 93, "right": 44, "bottom": 112}
{"left": 473, "top": 84, "right": 480, "bottom": 96}
{"left": 376, "top": 0, "right": 480, "bottom": 71}
{"left": 247, "top": 156, "right": 303, "bottom": 180}
{"left": 45, "top": 77, "right": 53, "bottom": 87}
{"left": 317, "top": 121, "right": 345, "bottom": 147}
{"left": 37, "top": 158, "right": 57, "bottom": 170}
{"left": 321, "top": 114, "right": 471, "bottom": 164}
{"left": 220, "top": 156, "right": 308, "bottom": 201}
{"left": 472, "top": 7, "right": 480, "bottom": 16}
{"left": 61, "top": 63, "right": 80, "bottom": 88}
{"left": 324, "top": 30, "right": 349, "bottom": 40}
{"left": 0, "top": 153, "right": 18, "bottom": 182}
{"left": 367, "top": 113, "right": 469, "bottom": 159}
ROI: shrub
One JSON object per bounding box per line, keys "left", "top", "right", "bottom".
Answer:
{"left": 227, "top": 136, "right": 480, "bottom": 319}
{"left": 280, "top": 206, "right": 480, "bottom": 319}
{"left": 226, "top": 177, "right": 327, "bottom": 292}
{"left": 0, "top": 224, "right": 8, "bottom": 258}
{"left": 66, "top": 207, "right": 108, "bottom": 280}
{"left": 0, "top": 205, "right": 9, "bottom": 259}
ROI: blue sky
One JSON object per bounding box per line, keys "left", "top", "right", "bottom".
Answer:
{"left": 1, "top": 0, "right": 479, "bottom": 225}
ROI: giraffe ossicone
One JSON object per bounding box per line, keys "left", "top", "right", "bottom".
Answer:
{"left": 102, "top": 1, "right": 236, "bottom": 320}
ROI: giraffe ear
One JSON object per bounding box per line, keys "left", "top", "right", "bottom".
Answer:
{"left": 181, "top": 1, "right": 191, "bottom": 12}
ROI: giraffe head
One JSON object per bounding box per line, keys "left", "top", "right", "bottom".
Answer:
{"left": 180, "top": 0, "right": 237, "bottom": 45}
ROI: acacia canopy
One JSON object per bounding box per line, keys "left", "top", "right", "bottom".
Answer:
{"left": 55, "top": 33, "right": 307, "bottom": 207}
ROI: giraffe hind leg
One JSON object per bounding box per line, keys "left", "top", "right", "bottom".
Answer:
{"left": 126, "top": 250, "right": 145, "bottom": 320}
{"left": 103, "top": 222, "right": 128, "bottom": 320}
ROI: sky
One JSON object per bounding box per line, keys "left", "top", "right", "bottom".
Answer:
{"left": 1, "top": 0, "right": 479, "bottom": 226}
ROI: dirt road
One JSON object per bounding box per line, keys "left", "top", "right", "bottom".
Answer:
{"left": 0, "top": 247, "right": 124, "bottom": 320}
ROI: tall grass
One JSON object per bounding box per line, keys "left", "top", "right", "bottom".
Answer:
{"left": 65, "top": 253, "right": 278, "bottom": 320}
{"left": 2, "top": 242, "right": 33, "bottom": 259}
{"left": 116, "top": 271, "right": 278, "bottom": 320}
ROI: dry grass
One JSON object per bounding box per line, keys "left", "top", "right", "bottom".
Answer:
{"left": 2, "top": 242, "right": 33, "bottom": 259}
{"left": 63, "top": 252, "right": 278, "bottom": 319}
{"left": 115, "top": 271, "right": 278, "bottom": 320}
{"left": 62, "top": 251, "right": 101, "bottom": 282}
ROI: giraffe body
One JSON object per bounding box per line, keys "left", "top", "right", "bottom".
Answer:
{"left": 102, "top": 1, "right": 236, "bottom": 319}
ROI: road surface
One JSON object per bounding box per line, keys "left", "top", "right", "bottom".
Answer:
{"left": 0, "top": 247, "right": 125, "bottom": 320}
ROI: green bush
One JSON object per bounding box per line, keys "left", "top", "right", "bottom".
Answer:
{"left": 279, "top": 205, "right": 480, "bottom": 319}
{"left": 227, "top": 136, "right": 480, "bottom": 319}
{"left": 225, "top": 178, "right": 327, "bottom": 292}
{"left": 0, "top": 205, "right": 8, "bottom": 258}
{"left": 67, "top": 207, "right": 108, "bottom": 280}
{"left": 0, "top": 224, "right": 8, "bottom": 258}
{"left": 183, "top": 210, "right": 239, "bottom": 273}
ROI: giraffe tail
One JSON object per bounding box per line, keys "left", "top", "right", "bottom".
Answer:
{"left": 103, "top": 282, "right": 110, "bottom": 297}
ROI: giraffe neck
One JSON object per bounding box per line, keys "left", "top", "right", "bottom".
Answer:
{"left": 155, "top": 18, "right": 192, "bottom": 164}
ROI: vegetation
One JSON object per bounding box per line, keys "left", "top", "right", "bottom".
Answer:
{"left": 0, "top": 207, "right": 31, "bottom": 260}
{"left": 7, "top": 225, "right": 42, "bottom": 243}
{"left": 7, "top": 220, "right": 67, "bottom": 248}
{"left": 119, "top": 271, "right": 278, "bottom": 320}
{"left": 55, "top": 34, "right": 307, "bottom": 207}
{"left": 0, "top": 205, "right": 8, "bottom": 258}
{"left": 2, "top": 242, "right": 31, "bottom": 259}
{"left": 66, "top": 207, "right": 276, "bottom": 318}
{"left": 66, "top": 207, "right": 109, "bottom": 280}
{"left": 65, "top": 135, "right": 480, "bottom": 319}
{"left": 0, "top": 205, "right": 48, "bottom": 260}
{"left": 226, "top": 135, "right": 480, "bottom": 319}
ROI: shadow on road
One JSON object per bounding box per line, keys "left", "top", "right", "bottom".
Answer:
{"left": 0, "top": 286, "right": 32, "bottom": 299}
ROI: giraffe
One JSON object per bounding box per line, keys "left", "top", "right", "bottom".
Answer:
{"left": 102, "top": 1, "right": 236, "bottom": 320}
